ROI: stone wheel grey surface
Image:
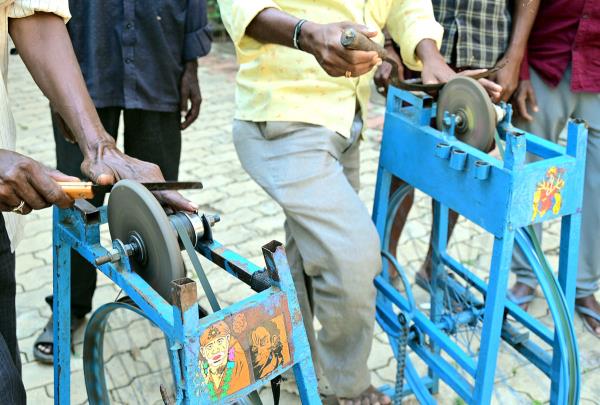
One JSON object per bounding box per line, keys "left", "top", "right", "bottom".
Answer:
{"left": 107, "top": 180, "right": 185, "bottom": 302}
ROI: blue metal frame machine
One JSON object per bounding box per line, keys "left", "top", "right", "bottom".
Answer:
{"left": 50, "top": 78, "right": 588, "bottom": 404}
{"left": 51, "top": 180, "right": 320, "bottom": 404}
{"left": 372, "top": 85, "right": 587, "bottom": 404}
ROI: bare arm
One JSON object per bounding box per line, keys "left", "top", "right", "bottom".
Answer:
{"left": 494, "top": 0, "right": 540, "bottom": 101}
{"left": 9, "top": 13, "right": 110, "bottom": 158}
{"left": 245, "top": 7, "right": 381, "bottom": 77}
{"left": 9, "top": 13, "right": 195, "bottom": 211}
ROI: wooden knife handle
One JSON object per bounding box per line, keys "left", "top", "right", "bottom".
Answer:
{"left": 340, "top": 28, "right": 387, "bottom": 59}
{"left": 57, "top": 182, "right": 95, "bottom": 199}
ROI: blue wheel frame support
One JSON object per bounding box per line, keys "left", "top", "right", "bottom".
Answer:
{"left": 372, "top": 87, "right": 587, "bottom": 404}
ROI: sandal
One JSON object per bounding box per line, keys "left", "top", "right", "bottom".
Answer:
{"left": 337, "top": 385, "right": 392, "bottom": 405}
{"left": 575, "top": 305, "right": 600, "bottom": 339}
{"left": 507, "top": 288, "right": 535, "bottom": 310}
{"left": 33, "top": 313, "right": 85, "bottom": 364}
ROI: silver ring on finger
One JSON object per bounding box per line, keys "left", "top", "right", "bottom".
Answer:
{"left": 12, "top": 200, "right": 25, "bottom": 214}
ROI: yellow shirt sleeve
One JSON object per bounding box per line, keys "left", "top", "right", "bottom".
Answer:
{"left": 9, "top": 0, "right": 70, "bottom": 22}
{"left": 217, "top": 0, "right": 281, "bottom": 46}
{"left": 386, "top": 0, "right": 443, "bottom": 71}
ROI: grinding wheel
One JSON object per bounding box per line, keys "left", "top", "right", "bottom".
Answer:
{"left": 107, "top": 180, "right": 185, "bottom": 302}
{"left": 436, "top": 76, "right": 496, "bottom": 152}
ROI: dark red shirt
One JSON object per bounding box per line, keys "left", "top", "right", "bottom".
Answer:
{"left": 520, "top": 0, "right": 600, "bottom": 92}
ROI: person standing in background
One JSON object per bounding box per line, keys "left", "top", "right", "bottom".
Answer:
{"left": 509, "top": 0, "right": 600, "bottom": 339}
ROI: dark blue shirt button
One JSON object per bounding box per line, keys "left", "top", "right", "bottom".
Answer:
{"left": 126, "top": 22, "right": 133, "bottom": 29}
{"left": 125, "top": 58, "right": 132, "bottom": 64}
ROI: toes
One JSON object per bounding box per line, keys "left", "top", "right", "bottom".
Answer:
{"left": 37, "top": 343, "right": 52, "bottom": 355}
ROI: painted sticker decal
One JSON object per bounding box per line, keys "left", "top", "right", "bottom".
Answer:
{"left": 531, "top": 167, "right": 565, "bottom": 221}
{"left": 198, "top": 295, "right": 293, "bottom": 400}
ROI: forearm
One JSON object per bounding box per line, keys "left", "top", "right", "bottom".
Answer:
{"left": 9, "top": 13, "right": 112, "bottom": 158}
{"left": 505, "top": 0, "right": 540, "bottom": 60}
{"left": 245, "top": 7, "right": 299, "bottom": 48}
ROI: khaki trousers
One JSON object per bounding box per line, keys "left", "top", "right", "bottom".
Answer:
{"left": 232, "top": 118, "right": 382, "bottom": 397}
{"left": 512, "top": 67, "right": 600, "bottom": 298}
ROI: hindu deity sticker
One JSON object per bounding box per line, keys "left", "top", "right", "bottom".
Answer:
{"left": 531, "top": 167, "right": 566, "bottom": 221}
{"left": 199, "top": 321, "right": 252, "bottom": 401}
{"left": 250, "top": 315, "right": 290, "bottom": 378}
{"left": 198, "top": 295, "right": 293, "bottom": 401}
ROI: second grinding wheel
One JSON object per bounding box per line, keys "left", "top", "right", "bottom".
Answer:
{"left": 436, "top": 76, "right": 496, "bottom": 152}
{"left": 107, "top": 180, "right": 185, "bottom": 302}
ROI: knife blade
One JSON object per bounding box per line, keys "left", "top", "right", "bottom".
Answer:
{"left": 58, "top": 181, "right": 203, "bottom": 199}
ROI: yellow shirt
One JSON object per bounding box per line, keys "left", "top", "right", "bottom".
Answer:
{"left": 218, "top": 0, "right": 443, "bottom": 137}
{"left": 0, "top": 0, "right": 70, "bottom": 250}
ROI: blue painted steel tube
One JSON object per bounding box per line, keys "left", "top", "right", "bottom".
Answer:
{"left": 470, "top": 229, "right": 515, "bottom": 404}
{"left": 375, "top": 276, "right": 477, "bottom": 376}
{"left": 410, "top": 344, "right": 473, "bottom": 402}
{"left": 53, "top": 207, "right": 72, "bottom": 405}
{"left": 440, "top": 253, "right": 554, "bottom": 345}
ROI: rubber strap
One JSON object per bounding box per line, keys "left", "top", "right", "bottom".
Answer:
{"left": 493, "top": 130, "right": 505, "bottom": 159}
{"left": 271, "top": 376, "right": 281, "bottom": 405}
{"left": 172, "top": 218, "right": 221, "bottom": 312}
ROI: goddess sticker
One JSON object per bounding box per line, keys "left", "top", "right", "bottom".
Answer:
{"left": 531, "top": 167, "right": 565, "bottom": 221}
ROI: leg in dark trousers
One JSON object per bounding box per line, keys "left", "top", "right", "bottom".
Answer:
{"left": 51, "top": 107, "right": 121, "bottom": 318}
{"left": 122, "top": 109, "right": 182, "bottom": 180}
{"left": 0, "top": 215, "right": 26, "bottom": 405}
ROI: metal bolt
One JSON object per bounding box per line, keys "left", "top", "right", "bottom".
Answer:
{"left": 206, "top": 214, "right": 221, "bottom": 227}
{"left": 95, "top": 248, "right": 121, "bottom": 266}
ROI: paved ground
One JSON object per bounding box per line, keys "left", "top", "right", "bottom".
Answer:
{"left": 8, "top": 43, "right": 600, "bottom": 404}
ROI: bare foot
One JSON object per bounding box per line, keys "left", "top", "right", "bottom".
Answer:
{"left": 338, "top": 385, "right": 391, "bottom": 405}
{"left": 575, "top": 295, "right": 600, "bottom": 337}
{"left": 508, "top": 282, "right": 536, "bottom": 311}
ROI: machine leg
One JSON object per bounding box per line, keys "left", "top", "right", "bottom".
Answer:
{"left": 165, "top": 336, "right": 185, "bottom": 404}
{"left": 53, "top": 218, "right": 71, "bottom": 404}
{"left": 550, "top": 213, "right": 581, "bottom": 403}
{"left": 293, "top": 358, "right": 321, "bottom": 404}
{"left": 471, "top": 228, "right": 515, "bottom": 404}
{"left": 372, "top": 168, "right": 392, "bottom": 242}
{"left": 429, "top": 200, "right": 449, "bottom": 394}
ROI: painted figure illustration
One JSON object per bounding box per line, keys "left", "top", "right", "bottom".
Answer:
{"left": 531, "top": 167, "right": 565, "bottom": 221}
{"left": 199, "top": 321, "right": 251, "bottom": 401}
{"left": 250, "top": 316, "right": 288, "bottom": 378}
